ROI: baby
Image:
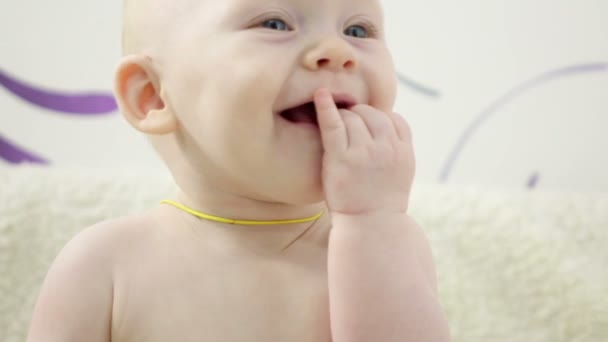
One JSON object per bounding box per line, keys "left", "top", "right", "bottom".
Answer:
{"left": 27, "top": 0, "right": 450, "bottom": 341}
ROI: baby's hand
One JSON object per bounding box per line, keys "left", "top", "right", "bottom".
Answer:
{"left": 314, "top": 89, "right": 415, "bottom": 216}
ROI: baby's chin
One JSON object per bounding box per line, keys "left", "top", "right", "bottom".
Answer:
{"left": 280, "top": 188, "right": 326, "bottom": 206}
{"left": 248, "top": 177, "right": 325, "bottom": 206}
{"left": 195, "top": 167, "right": 325, "bottom": 206}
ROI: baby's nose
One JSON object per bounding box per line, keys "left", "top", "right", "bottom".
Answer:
{"left": 303, "top": 37, "right": 357, "bottom": 72}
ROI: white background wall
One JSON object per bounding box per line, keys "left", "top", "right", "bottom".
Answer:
{"left": 1, "top": 0, "right": 607, "bottom": 192}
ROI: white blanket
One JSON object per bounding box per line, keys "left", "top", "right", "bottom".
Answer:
{"left": 1, "top": 166, "right": 607, "bottom": 341}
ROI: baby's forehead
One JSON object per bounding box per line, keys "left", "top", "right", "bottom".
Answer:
{"left": 123, "top": 0, "right": 187, "bottom": 27}
{"left": 124, "top": 0, "right": 217, "bottom": 21}
{"left": 124, "top": 0, "right": 381, "bottom": 26}
{"left": 125, "top": 0, "right": 381, "bottom": 18}
{"left": 122, "top": 0, "right": 382, "bottom": 55}
{"left": 228, "top": 0, "right": 383, "bottom": 12}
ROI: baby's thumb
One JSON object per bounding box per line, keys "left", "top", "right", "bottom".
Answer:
{"left": 314, "top": 89, "right": 346, "bottom": 153}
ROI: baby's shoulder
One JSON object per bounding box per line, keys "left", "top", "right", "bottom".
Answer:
{"left": 27, "top": 214, "right": 155, "bottom": 341}
{"left": 66, "top": 213, "right": 158, "bottom": 266}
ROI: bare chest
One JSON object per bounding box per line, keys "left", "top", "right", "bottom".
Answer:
{"left": 112, "top": 250, "right": 332, "bottom": 342}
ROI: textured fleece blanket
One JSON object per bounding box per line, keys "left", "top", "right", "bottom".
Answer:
{"left": 1, "top": 166, "right": 607, "bottom": 341}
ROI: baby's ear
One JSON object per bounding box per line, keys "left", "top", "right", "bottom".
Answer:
{"left": 114, "top": 55, "right": 177, "bottom": 135}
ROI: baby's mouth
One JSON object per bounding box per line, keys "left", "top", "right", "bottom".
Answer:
{"left": 279, "top": 101, "right": 352, "bottom": 126}
{"left": 280, "top": 102, "right": 318, "bottom": 125}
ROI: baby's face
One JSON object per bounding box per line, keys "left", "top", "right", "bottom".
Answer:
{"left": 156, "top": 0, "right": 396, "bottom": 204}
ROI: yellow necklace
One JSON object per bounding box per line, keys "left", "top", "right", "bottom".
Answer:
{"left": 161, "top": 200, "right": 324, "bottom": 226}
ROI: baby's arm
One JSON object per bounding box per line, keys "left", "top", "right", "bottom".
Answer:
{"left": 314, "top": 89, "right": 451, "bottom": 342}
{"left": 27, "top": 223, "right": 115, "bottom": 342}
{"left": 329, "top": 214, "right": 450, "bottom": 342}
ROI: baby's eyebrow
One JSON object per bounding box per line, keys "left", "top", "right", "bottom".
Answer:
{"left": 216, "top": 0, "right": 385, "bottom": 31}
{"left": 227, "top": 1, "right": 294, "bottom": 20}
{"left": 217, "top": 1, "right": 267, "bottom": 26}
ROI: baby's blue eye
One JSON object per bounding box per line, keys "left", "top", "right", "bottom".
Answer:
{"left": 262, "top": 19, "right": 290, "bottom": 31}
{"left": 344, "top": 25, "right": 369, "bottom": 38}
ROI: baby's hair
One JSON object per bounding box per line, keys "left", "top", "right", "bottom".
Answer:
{"left": 121, "top": 0, "right": 193, "bottom": 56}
{"left": 121, "top": 0, "right": 161, "bottom": 55}
{"left": 122, "top": 0, "right": 162, "bottom": 55}
{"left": 121, "top": 0, "right": 140, "bottom": 55}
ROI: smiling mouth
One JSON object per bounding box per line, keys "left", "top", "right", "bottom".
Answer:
{"left": 279, "top": 101, "right": 353, "bottom": 126}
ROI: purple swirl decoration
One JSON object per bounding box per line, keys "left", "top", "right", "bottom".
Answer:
{"left": 440, "top": 62, "right": 608, "bottom": 183}
{"left": 527, "top": 172, "right": 540, "bottom": 190}
{"left": 397, "top": 72, "right": 441, "bottom": 98}
{"left": 0, "top": 68, "right": 119, "bottom": 164}
{"left": 0, "top": 69, "right": 117, "bottom": 115}
{"left": 0, "top": 134, "right": 48, "bottom": 165}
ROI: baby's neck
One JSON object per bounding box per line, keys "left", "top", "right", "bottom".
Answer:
{"left": 174, "top": 188, "right": 327, "bottom": 227}
{"left": 160, "top": 189, "right": 331, "bottom": 254}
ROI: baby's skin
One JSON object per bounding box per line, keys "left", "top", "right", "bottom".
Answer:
{"left": 27, "top": 0, "right": 451, "bottom": 341}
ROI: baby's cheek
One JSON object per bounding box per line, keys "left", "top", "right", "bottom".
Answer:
{"left": 365, "top": 55, "right": 398, "bottom": 111}
{"left": 371, "top": 76, "right": 397, "bottom": 113}
{"left": 161, "top": 64, "right": 205, "bottom": 113}
{"left": 226, "top": 64, "right": 280, "bottom": 111}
